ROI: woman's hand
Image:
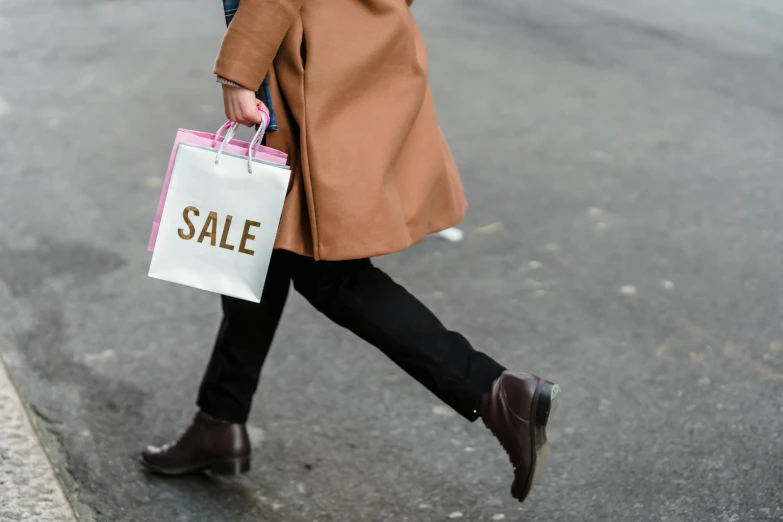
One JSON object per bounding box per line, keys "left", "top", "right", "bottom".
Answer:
{"left": 222, "top": 84, "right": 267, "bottom": 127}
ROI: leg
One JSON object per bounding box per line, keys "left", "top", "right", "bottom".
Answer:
{"left": 283, "top": 251, "right": 560, "bottom": 503}
{"left": 141, "top": 251, "right": 291, "bottom": 477}
{"left": 197, "top": 250, "right": 292, "bottom": 424}
{"left": 283, "top": 251, "right": 505, "bottom": 421}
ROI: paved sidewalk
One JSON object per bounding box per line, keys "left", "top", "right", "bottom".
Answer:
{"left": 0, "top": 359, "right": 76, "bottom": 522}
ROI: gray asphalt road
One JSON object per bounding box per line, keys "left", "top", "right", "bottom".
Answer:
{"left": 1, "top": 0, "right": 782, "bottom": 521}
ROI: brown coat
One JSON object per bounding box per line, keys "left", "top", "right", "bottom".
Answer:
{"left": 215, "top": 0, "right": 466, "bottom": 260}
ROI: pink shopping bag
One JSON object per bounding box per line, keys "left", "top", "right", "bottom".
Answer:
{"left": 147, "top": 113, "right": 288, "bottom": 252}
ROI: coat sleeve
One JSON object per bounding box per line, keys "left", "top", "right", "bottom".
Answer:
{"left": 214, "top": 0, "right": 304, "bottom": 91}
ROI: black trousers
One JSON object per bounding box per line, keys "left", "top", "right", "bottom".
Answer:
{"left": 197, "top": 250, "right": 505, "bottom": 424}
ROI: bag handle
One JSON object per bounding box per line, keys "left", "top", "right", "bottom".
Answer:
{"left": 246, "top": 116, "right": 270, "bottom": 173}
{"left": 210, "top": 120, "right": 235, "bottom": 148}
{"left": 214, "top": 112, "right": 269, "bottom": 174}
{"left": 210, "top": 104, "right": 270, "bottom": 148}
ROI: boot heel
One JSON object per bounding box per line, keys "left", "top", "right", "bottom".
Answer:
{"left": 535, "top": 381, "right": 561, "bottom": 427}
{"left": 209, "top": 457, "right": 250, "bottom": 476}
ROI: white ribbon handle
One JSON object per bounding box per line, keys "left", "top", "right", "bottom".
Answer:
{"left": 246, "top": 113, "right": 269, "bottom": 174}
{"left": 210, "top": 120, "right": 235, "bottom": 149}
{"left": 214, "top": 113, "right": 269, "bottom": 174}
{"left": 214, "top": 122, "right": 239, "bottom": 165}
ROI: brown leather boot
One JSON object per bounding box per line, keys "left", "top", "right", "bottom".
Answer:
{"left": 480, "top": 371, "right": 560, "bottom": 502}
{"left": 140, "top": 411, "right": 250, "bottom": 476}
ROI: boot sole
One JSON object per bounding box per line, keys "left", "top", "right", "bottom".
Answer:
{"left": 512, "top": 380, "right": 560, "bottom": 502}
{"left": 139, "top": 456, "right": 250, "bottom": 477}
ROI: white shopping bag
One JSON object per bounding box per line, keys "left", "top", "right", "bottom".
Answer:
{"left": 148, "top": 121, "right": 290, "bottom": 302}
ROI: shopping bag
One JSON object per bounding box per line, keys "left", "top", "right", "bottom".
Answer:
{"left": 148, "top": 118, "right": 291, "bottom": 302}
{"left": 147, "top": 110, "right": 287, "bottom": 252}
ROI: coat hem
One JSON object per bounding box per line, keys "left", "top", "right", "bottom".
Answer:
{"left": 274, "top": 205, "right": 467, "bottom": 261}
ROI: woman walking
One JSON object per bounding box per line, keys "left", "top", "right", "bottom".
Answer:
{"left": 141, "top": 0, "right": 560, "bottom": 503}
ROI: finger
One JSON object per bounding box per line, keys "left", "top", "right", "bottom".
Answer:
{"left": 247, "top": 102, "right": 264, "bottom": 123}
{"left": 225, "top": 101, "right": 237, "bottom": 123}
{"left": 255, "top": 101, "right": 269, "bottom": 124}
{"left": 223, "top": 95, "right": 235, "bottom": 122}
{"left": 232, "top": 99, "right": 245, "bottom": 124}
{"left": 239, "top": 114, "right": 255, "bottom": 127}
{"left": 242, "top": 109, "right": 263, "bottom": 126}
{"left": 231, "top": 97, "right": 246, "bottom": 123}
